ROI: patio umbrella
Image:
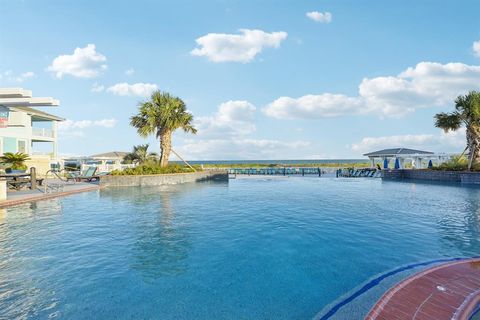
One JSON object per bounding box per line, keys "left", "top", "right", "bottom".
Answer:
{"left": 428, "top": 160, "right": 433, "bottom": 168}
{"left": 383, "top": 158, "right": 389, "bottom": 169}
{"left": 394, "top": 158, "right": 400, "bottom": 169}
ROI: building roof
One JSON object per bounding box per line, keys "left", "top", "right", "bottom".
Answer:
{"left": 12, "top": 106, "right": 64, "bottom": 121}
{"left": 89, "top": 151, "right": 129, "bottom": 159}
{"left": 0, "top": 87, "right": 59, "bottom": 106}
{"left": 363, "top": 148, "right": 434, "bottom": 157}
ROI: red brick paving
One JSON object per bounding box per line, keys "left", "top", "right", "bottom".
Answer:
{"left": 366, "top": 258, "right": 480, "bottom": 320}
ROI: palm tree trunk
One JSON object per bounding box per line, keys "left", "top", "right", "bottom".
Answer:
{"left": 467, "top": 125, "right": 480, "bottom": 171}
{"left": 159, "top": 130, "right": 172, "bottom": 167}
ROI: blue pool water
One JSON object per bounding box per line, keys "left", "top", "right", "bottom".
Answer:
{"left": 1, "top": 177, "right": 480, "bottom": 319}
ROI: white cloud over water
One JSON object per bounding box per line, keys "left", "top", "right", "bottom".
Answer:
{"left": 106, "top": 82, "right": 158, "bottom": 97}
{"left": 474, "top": 40, "right": 480, "bottom": 57}
{"left": 0, "top": 70, "right": 36, "bottom": 83}
{"left": 195, "top": 100, "right": 257, "bottom": 137}
{"left": 306, "top": 11, "right": 332, "bottom": 23}
{"left": 175, "top": 138, "right": 311, "bottom": 160}
{"left": 58, "top": 118, "right": 117, "bottom": 139}
{"left": 191, "top": 29, "right": 287, "bottom": 63}
{"left": 264, "top": 62, "right": 480, "bottom": 119}
{"left": 350, "top": 128, "right": 466, "bottom": 154}
{"left": 47, "top": 44, "right": 107, "bottom": 78}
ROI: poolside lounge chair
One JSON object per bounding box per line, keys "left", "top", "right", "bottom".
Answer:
{"left": 74, "top": 167, "right": 99, "bottom": 182}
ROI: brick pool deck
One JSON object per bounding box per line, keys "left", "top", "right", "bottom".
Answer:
{"left": 366, "top": 258, "right": 480, "bottom": 320}
{"left": 0, "top": 182, "right": 100, "bottom": 208}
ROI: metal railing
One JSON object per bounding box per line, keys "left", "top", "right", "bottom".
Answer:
{"left": 43, "top": 169, "right": 71, "bottom": 193}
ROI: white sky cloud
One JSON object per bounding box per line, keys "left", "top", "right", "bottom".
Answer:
{"left": 172, "top": 100, "right": 312, "bottom": 159}
{"left": 195, "top": 100, "right": 257, "bottom": 137}
{"left": 175, "top": 138, "right": 310, "bottom": 160}
{"left": 306, "top": 11, "right": 332, "bottom": 23}
{"left": 350, "top": 128, "right": 466, "bottom": 154}
{"left": 91, "top": 82, "right": 105, "bottom": 92}
{"left": 58, "top": 118, "right": 117, "bottom": 130}
{"left": 264, "top": 62, "right": 480, "bottom": 119}
{"left": 57, "top": 118, "right": 117, "bottom": 140}
{"left": 191, "top": 29, "right": 288, "bottom": 63}
{"left": 474, "top": 40, "right": 480, "bottom": 57}
{"left": 125, "top": 68, "right": 135, "bottom": 76}
{"left": 0, "top": 70, "right": 36, "bottom": 82}
{"left": 106, "top": 82, "right": 158, "bottom": 96}
{"left": 47, "top": 44, "right": 107, "bottom": 78}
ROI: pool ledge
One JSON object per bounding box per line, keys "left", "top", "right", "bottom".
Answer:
{"left": 366, "top": 258, "right": 480, "bottom": 320}
{"left": 0, "top": 183, "right": 101, "bottom": 208}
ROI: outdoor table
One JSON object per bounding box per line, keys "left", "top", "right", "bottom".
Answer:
{"left": 0, "top": 173, "right": 32, "bottom": 190}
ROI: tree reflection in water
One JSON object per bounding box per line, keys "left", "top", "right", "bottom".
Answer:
{"left": 131, "top": 189, "right": 192, "bottom": 280}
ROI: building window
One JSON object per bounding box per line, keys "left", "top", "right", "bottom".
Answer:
{"left": 18, "top": 140, "right": 26, "bottom": 153}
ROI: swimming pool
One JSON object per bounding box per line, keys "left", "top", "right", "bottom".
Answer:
{"left": 1, "top": 177, "right": 480, "bottom": 319}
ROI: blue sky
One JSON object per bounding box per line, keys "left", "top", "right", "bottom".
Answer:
{"left": 1, "top": 0, "right": 480, "bottom": 159}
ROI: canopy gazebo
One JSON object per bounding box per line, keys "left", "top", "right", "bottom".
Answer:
{"left": 363, "top": 148, "right": 450, "bottom": 169}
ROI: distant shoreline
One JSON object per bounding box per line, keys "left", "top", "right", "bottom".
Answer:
{"left": 170, "top": 159, "right": 370, "bottom": 168}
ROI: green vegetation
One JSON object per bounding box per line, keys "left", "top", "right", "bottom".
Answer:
{"left": 435, "top": 91, "right": 480, "bottom": 171}
{"left": 202, "top": 161, "right": 370, "bottom": 169}
{"left": 130, "top": 91, "right": 197, "bottom": 167}
{"left": 123, "top": 144, "right": 158, "bottom": 164}
{"left": 110, "top": 163, "right": 199, "bottom": 175}
{"left": 432, "top": 155, "right": 480, "bottom": 172}
{"left": 0, "top": 152, "right": 30, "bottom": 171}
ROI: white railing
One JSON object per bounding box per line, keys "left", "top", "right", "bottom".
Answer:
{"left": 81, "top": 163, "right": 136, "bottom": 173}
{"left": 32, "top": 128, "right": 54, "bottom": 138}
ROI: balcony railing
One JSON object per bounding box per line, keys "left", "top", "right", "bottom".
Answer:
{"left": 32, "top": 128, "right": 54, "bottom": 138}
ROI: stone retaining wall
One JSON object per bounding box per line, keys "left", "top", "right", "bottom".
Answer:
{"left": 383, "top": 169, "right": 480, "bottom": 184}
{"left": 99, "top": 170, "right": 228, "bottom": 187}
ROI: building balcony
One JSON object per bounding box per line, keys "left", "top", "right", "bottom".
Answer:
{"left": 32, "top": 127, "right": 54, "bottom": 139}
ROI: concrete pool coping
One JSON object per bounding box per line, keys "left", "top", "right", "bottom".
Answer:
{"left": 0, "top": 182, "right": 101, "bottom": 208}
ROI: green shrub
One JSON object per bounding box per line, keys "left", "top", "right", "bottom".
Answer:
{"left": 0, "top": 152, "right": 30, "bottom": 171}
{"left": 432, "top": 155, "right": 470, "bottom": 171}
{"left": 110, "top": 163, "right": 199, "bottom": 175}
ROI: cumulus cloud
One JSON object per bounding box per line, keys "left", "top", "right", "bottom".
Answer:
{"left": 264, "top": 62, "right": 480, "bottom": 119}
{"left": 195, "top": 100, "right": 257, "bottom": 137}
{"left": 306, "top": 11, "right": 332, "bottom": 23}
{"left": 350, "top": 128, "right": 466, "bottom": 154}
{"left": 474, "top": 40, "right": 480, "bottom": 57}
{"left": 58, "top": 118, "right": 117, "bottom": 131}
{"left": 191, "top": 29, "right": 288, "bottom": 63}
{"left": 57, "top": 118, "right": 117, "bottom": 139}
{"left": 47, "top": 44, "right": 107, "bottom": 78}
{"left": 264, "top": 94, "right": 363, "bottom": 119}
{"left": 175, "top": 138, "right": 310, "bottom": 160}
{"left": 172, "top": 100, "right": 311, "bottom": 159}
{"left": 91, "top": 82, "right": 105, "bottom": 92}
{"left": 0, "top": 70, "right": 36, "bottom": 82}
{"left": 106, "top": 82, "right": 158, "bottom": 96}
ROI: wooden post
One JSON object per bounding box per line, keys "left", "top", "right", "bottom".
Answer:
{"left": 30, "top": 167, "right": 37, "bottom": 189}
{"left": 170, "top": 148, "right": 196, "bottom": 172}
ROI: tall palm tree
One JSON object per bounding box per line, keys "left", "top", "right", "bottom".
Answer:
{"left": 130, "top": 91, "right": 197, "bottom": 167}
{"left": 123, "top": 144, "right": 158, "bottom": 164}
{"left": 435, "top": 91, "right": 480, "bottom": 171}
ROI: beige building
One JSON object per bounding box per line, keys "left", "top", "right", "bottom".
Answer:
{"left": 0, "top": 88, "right": 63, "bottom": 173}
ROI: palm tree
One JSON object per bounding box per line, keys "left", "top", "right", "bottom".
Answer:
{"left": 0, "top": 152, "right": 30, "bottom": 170}
{"left": 130, "top": 91, "right": 197, "bottom": 167}
{"left": 123, "top": 144, "right": 158, "bottom": 164}
{"left": 434, "top": 91, "right": 480, "bottom": 171}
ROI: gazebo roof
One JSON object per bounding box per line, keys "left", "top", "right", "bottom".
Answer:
{"left": 364, "top": 148, "right": 434, "bottom": 157}
{"left": 89, "top": 151, "right": 128, "bottom": 159}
